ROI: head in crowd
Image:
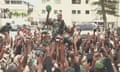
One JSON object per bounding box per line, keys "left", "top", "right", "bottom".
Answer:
{"left": 57, "top": 13, "right": 62, "bottom": 21}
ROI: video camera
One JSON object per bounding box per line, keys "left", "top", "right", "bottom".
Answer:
{"left": 55, "top": 35, "right": 62, "bottom": 42}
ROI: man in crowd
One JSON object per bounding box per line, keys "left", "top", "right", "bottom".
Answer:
{"left": 53, "top": 13, "right": 67, "bottom": 36}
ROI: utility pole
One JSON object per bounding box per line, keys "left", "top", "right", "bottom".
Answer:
{"left": 100, "top": 0, "right": 108, "bottom": 31}
{"left": 45, "top": 5, "right": 52, "bottom": 29}
{"left": 27, "top": 1, "right": 30, "bottom": 15}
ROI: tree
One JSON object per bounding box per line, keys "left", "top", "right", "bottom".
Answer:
{"left": 8, "top": 12, "right": 13, "bottom": 18}
{"left": 92, "top": 0, "right": 119, "bottom": 30}
{"left": 3, "top": 8, "right": 10, "bottom": 18}
{"left": 21, "top": 12, "right": 27, "bottom": 17}
{"left": 13, "top": 11, "right": 20, "bottom": 17}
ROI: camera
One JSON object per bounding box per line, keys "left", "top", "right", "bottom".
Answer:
{"left": 55, "top": 38, "right": 60, "bottom": 42}
{"left": 55, "top": 35, "right": 62, "bottom": 42}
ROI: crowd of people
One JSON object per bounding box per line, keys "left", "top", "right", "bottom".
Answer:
{"left": 0, "top": 13, "right": 120, "bottom": 72}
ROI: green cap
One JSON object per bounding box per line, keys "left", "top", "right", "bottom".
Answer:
{"left": 31, "top": 57, "right": 35, "bottom": 63}
{"left": 69, "top": 67, "right": 75, "bottom": 72}
{"left": 41, "top": 29, "right": 48, "bottom": 34}
{"left": 35, "top": 50, "right": 44, "bottom": 57}
{"left": 43, "top": 40, "right": 50, "bottom": 46}
{"left": 95, "top": 60, "right": 104, "bottom": 69}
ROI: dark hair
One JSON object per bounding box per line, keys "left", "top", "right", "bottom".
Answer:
{"left": 6, "top": 63, "right": 18, "bottom": 72}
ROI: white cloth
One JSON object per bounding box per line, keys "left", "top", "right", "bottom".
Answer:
{"left": 0, "top": 33, "right": 5, "bottom": 38}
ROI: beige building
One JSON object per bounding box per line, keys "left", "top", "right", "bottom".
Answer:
{"left": 34, "top": 0, "right": 119, "bottom": 27}
{"left": 0, "top": 0, "right": 33, "bottom": 26}
{"left": 118, "top": 0, "right": 120, "bottom": 27}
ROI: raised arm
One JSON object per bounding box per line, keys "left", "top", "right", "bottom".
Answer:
{"left": 59, "top": 39, "right": 65, "bottom": 72}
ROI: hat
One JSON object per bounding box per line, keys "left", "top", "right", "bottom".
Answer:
{"left": 69, "top": 67, "right": 75, "bottom": 72}
{"left": 35, "top": 50, "right": 44, "bottom": 57}
{"left": 95, "top": 60, "right": 104, "bottom": 69}
{"left": 6, "top": 63, "right": 17, "bottom": 72}
{"left": 43, "top": 40, "right": 50, "bottom": 46}
{"left": 41, "top": 29, "right": 48, "bottom": 34}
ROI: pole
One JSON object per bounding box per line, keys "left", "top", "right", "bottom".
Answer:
{"left": 46, "top": 11, "right": 50, "bottom": 28}
{"left": 45, "top": 5, "right": 52, "bottom": 29}
{"left": 100, "top": 0, "right": 108, "bottom": 31}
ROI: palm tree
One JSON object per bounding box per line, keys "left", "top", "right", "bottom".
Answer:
{"left": 21, "top": 12, "right": 27, "bottom": 17}
{"left": 8, "top": 12, "right": 13, "bottom": 18}
{"left": 3, "top": 8, "right": 10, "bottom": 18}
{"left": 13, "top": 11, "right": 20, "bottom": 17}
{"left": 92, "top": 0, "right": 119, "bottom": 30}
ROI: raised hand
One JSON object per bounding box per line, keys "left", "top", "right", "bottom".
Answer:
{"left": 73, "top": 35, "right": 79, "bottom": 55}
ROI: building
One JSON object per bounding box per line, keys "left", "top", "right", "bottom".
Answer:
{"left": 118, "top": 0, "right": 120, "bottom": 26}
{"left": 0, "top": 0, "right": 33, "bottom": 25}
{"left": 35, "top": 0, "right": 119, "bottom": 27}
{"left": 36, "top": 0, "right": 94, "bottom": 26}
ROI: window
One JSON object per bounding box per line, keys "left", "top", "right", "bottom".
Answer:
{"left": 72, "top": 0, "right": 75, "bottom": 4}
{"left": 42, "top": 10, "right": 46, "bottom": 14}
{"left": 42, "top": 0, "right": 50, "bottom": 3}
{"left": 105, "top": 0, "right": 114, "bottom": 2}
{"left": 11, "top": 1, "right": 22, "bottom": 4}
{"left": 59, "top": 10, "right": 62, "bottom": 13}
{"left": 72, "top": 10, "right": 76, "bottom": 14}
{"left": 72, "top": 0, "right": 81, "bottom": 4}
{"left": 85, "top": 10, "right": 90, "bottom": 14}
{"left": 77, "top": 10, "right": 81, "bottom": 14}
{"left": 17, "top": 1, "right": 22, "bottom": 4}
{"left": 54, "top": 0, "right": 61, "bottom": 4}
{"left": 11, "top": 1, "right": 15, "bottom": 4}
{"left": 86, "top": 0, "right": 89, "bottom": 4}
{"left": 5, "top": 0, "right": 10, "bottom": 4}
{"left": 54, "top": 10, "right": 57, "bottom": 14}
